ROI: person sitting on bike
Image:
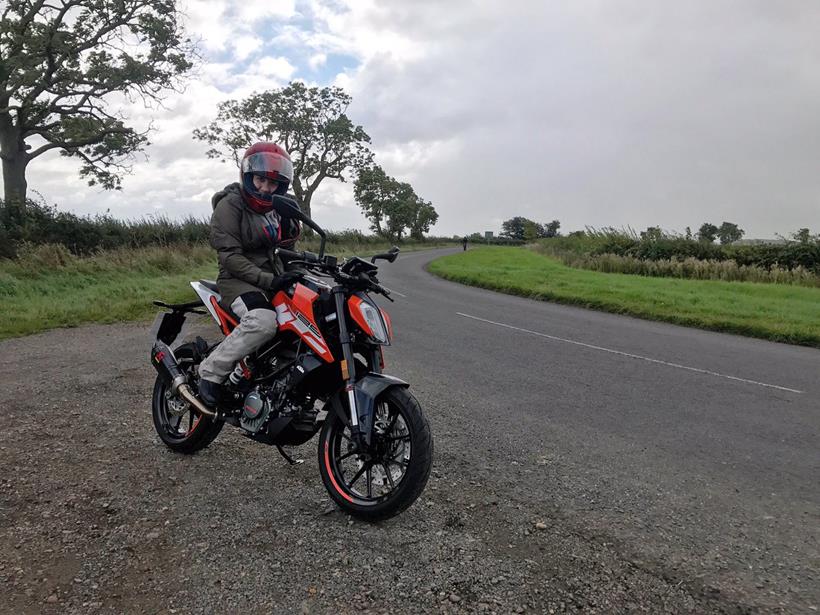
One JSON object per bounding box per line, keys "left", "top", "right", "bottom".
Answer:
{"left": 197, "top": 142, "right": 301, "bottom": 406}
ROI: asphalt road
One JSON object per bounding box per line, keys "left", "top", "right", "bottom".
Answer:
{"left": 376, "top": 247, "right": 819, "bottom": 612}
{"left": 1, "top": 246, "right": 817, "bottom": 614}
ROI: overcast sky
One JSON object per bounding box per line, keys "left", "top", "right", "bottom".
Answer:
{"left": 19, "top": 0, "right": 820, "bottom": 238}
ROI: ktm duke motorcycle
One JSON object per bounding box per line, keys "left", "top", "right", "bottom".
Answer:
{"left": 149, "top": 196, "right": 433, "bottom": 520}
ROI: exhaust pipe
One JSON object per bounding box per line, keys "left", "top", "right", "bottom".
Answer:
{"left": 176, "top": 383, "right": 217, "bottom": 417}
{"left": 151, "top": 342, "right": 218, "bottom": 417}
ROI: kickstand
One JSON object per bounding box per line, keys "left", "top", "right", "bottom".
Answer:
{"left": 276, "top": 445, "right": 304, "bottom": 465}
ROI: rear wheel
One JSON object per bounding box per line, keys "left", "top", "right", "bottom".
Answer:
{"left": 151, "top": 346, "right": 223, "bottom": 454}
{"left": 318, "top": 387, "right": 433, "bottom": 521}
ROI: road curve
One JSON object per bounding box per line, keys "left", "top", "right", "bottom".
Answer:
{"left": 0, "top": 246, "right": 816, "bottom": 614}
{"left": 379, "top": 247, "right": 819, "bottom": 612}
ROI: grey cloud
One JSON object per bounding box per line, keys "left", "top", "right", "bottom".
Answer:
{"left": 13, "top": 0, "right": 820, "bottom": 239}
{"left": 344, "top": 0, "right": 820, "bottom": 236}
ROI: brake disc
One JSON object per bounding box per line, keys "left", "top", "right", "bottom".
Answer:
{"left": 164, "top": 391, "right": 189, "bottom": 417}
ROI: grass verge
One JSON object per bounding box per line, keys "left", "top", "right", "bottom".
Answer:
{"left": 0, "top": 244, "right": 217, "bottom": 340}
{"left": 427, "top": 247, "right": 820, "bottom": 347}
{"left": 0, "top": 240, "right": 456, "bottom": 340}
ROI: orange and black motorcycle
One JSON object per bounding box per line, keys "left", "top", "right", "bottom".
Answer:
{"left": 149, "top": 197, "right": 432, "bottom": 520}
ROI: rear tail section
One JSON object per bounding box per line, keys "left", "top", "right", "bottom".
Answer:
{"left": 190, "top": 280, "right": 237, "bottom": 335}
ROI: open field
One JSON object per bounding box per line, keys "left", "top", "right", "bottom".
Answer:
{"left": 0, "top": 240, "right": 456, "bottom": 340}
{"left": 427, "top": 247, "right": 820, "bottom": 347}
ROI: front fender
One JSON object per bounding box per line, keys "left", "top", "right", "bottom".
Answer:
{"left": 327, "top": 373, "right": 409, "bottom": 446}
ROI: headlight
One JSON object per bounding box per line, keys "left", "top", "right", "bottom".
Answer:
{"left": 359, "top": 301, "right": 389, "bottom": 343}
{"left": 348, "top": 295, "right": 391, "bottom": 344}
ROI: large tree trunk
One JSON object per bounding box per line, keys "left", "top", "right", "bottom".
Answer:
{"left": 0, "top": 109, "right": 28, "bottom": 203}
{"left": 290, "top": 176, "right": 311, "bottom": 219}
{"left": 1, "top": 152, "right": 28, "bottom": 204}
{"left": 300, "top": 191, "right": 312, "bottom": 220}
{"left": 289, "top": 178, "right": 314, "bottom": 237}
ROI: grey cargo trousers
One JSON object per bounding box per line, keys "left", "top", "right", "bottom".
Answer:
{"left": 198, "top": 293, "right": 278, "bottom": 383}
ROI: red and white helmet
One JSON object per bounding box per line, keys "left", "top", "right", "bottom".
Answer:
{"left": 239, "top": 142, "right": 293, "bottom": 213}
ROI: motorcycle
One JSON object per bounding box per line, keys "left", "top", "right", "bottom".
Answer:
{"left": 149, "top": 196, "right": 433, "bottom": 520}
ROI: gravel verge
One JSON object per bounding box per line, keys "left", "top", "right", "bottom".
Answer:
{"left": 0, "top": 320, "right": 774, "bottom": 614}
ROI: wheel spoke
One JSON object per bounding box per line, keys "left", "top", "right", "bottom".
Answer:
{"left": 173, "top": 414, "right": 183, "bottom": 432}
{"left": 366, "top": 466, "right": 372, "bottom": 498}
{"left": 337, "top": 450, "right": 358, "bottom": 462}
{"left": 385, "top": 434, "right": 410, "bottom": 442}
{"left": 347, "top": 464, "right": 368, "bottom": 488}
{"left": 187, "top": 411, "right": 194, "bottom": 434}
{"left": 386, "top": 458, "right": 408, "bottom": 469}
{"left": 381, "top": 463, "right": 395, "bottom": 490}
{"left": 386, "top": 410, "right": 400, "bottom": 434}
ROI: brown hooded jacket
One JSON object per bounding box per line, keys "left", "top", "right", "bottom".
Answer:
{"left": 209, "top": 183, "right": 297, "bottom": 308}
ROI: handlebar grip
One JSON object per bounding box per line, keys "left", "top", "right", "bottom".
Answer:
{"left": 276, "top": 247, "right": 322, "bottom": 264}
{"left": 275, "top": 247, "right": 303, "bottom": 260}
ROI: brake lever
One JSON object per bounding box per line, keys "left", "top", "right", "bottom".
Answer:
{"left": 377, "top": 285, "right": 394, "bottom": 302}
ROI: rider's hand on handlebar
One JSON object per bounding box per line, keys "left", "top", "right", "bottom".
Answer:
{"left": 269, "top": 270, "right": 302, "bottom": 292}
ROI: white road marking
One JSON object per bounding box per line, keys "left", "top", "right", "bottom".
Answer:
{"left": 457, "top": 312, "right": 804, "bottom": 394}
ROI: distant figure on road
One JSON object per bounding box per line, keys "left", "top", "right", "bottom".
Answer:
{"left": 462, "top": 237, "right": 468, "bottom": 251}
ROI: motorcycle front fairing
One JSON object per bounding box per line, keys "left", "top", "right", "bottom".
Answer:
{"left": 273, "top": 284, "right": 335, "bottom": 363}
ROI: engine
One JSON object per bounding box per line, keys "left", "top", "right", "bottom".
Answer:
{"left": 239, "top": 377, "right": 317, "bottom": 435}
{"left": 240, "top": 388, "right": 272, "bottom": 433}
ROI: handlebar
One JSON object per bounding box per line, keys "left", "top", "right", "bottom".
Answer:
{"left": 275, "top": 247, "right": 394, "bottom": 301}
{"left": 276, "top": 247, "right": 321, "bottom": 263}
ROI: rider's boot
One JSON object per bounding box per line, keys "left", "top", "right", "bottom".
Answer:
{"left": 198, "top": 378, "right": 222, "bottom": 407}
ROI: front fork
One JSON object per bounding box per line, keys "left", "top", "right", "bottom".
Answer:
{"left": 332, "top": 287, "right": 382, "bottom": 449}
{"left": 333, "top": 287, "right": 362, "bottom": 446}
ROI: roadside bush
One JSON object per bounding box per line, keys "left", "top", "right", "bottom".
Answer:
{"left": 0, "top": 198, "right": 462, "bottom": 261}
{"left": 537, "top": 228, "right": 819, "bottom": 276}
{"left": 533, "top": 244, "right": 820, "bottom": 287}
{"left": 624, "top": 238, "right": 725, "bottom": 261}
{"left": 726, "top": 242, "right": 820, "bottom": 272}
{"left": 0, "top": 197, "right": 211, "bottom": 257}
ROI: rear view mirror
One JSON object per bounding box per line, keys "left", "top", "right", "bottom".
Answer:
{"left": 271, "top": 195, "right": 301, "bottom": 219}
{"left": 371, "top": 246, "right": 401, "bottom": 264}
{"left": 270, "top": 195, "right": 328, "bottom": 259}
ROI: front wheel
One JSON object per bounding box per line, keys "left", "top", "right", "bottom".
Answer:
{"left": 318, "top": 387, "right": 433, "bottom": 521}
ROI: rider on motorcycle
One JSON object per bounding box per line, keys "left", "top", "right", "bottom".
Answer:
{"left": 197, "top": 142, "right": 301, "bottom": 406}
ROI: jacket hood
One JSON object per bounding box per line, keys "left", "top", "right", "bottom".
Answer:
{"left": 211, "top": 182, "right": 242, "bottom": 210}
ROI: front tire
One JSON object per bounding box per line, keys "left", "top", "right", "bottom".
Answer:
{"left": 318, "top": 386, "right": 433, "bottom": 521}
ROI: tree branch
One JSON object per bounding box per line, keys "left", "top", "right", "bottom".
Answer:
{"left": 17, "top": 0, "right": 85, "bottom": 105}
{"left": 27, "top": 126, "right": 132, "bottom": 159}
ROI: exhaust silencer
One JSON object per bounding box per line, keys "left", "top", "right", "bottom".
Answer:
{"left": 150, "top": 341, "right": 217, "bottom": 417}
{"left": 151, "top": 341, "right": 187, "bottom": 393}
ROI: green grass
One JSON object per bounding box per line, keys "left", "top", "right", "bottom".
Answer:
{"left": 0, "top": 240, "right": 458, "bottom": 340}
{"left": 0, "top": 244, "right": 218, "bottom": 339}
{"left": 428, "top": 247, "right": 820, "bottom": 347}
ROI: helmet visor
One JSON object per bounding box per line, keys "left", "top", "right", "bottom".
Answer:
{"left": 241, "top": 152, "right": 294, "bottom": 183}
